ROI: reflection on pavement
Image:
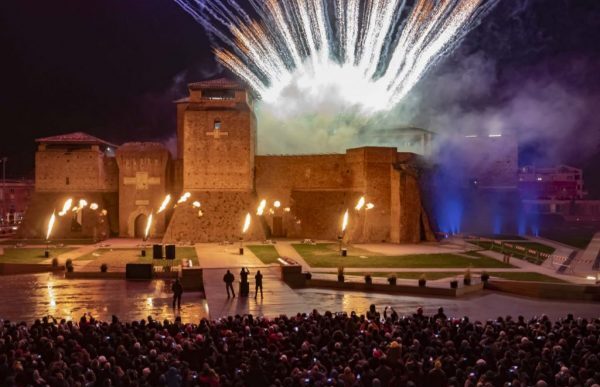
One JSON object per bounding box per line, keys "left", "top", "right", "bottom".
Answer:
{"left": 0, "top": 273, "right": 596, "bottom": 323}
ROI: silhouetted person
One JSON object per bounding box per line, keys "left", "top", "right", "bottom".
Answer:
{"left": 240, "top": 267, "right": 250, "bottom": 297}
{"left": 254, "top": 270, "right": 263, "bottom": 299}
{"left": 171, "top": 278, "right": 183, "bottom": 309}
{"left": 224, "top": 270, "right": 235, "bottom": 298}
{"left": 240, "top": 267, "right": 249, "bottom": 283}
{"left": 434, "top": 307, "right": 447, "bottom": 321}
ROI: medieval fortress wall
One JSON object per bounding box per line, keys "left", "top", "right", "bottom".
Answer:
{"left": 22, "top": 78, "right": 434, "bottom": 243}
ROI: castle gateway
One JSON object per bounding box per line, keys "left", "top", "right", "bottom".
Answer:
{"left": 21, "top": 78, "right": 434, "bottom": 244}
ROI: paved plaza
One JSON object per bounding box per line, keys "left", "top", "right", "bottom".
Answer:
{"left": 0, "top": 272, "right": 597, "bottom": 323}
{"left": 0, "top": 237, "right": 597, "bottom": 323}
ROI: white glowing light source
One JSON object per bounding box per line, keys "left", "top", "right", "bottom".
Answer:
{"left": 355, "top": 196, "right": 366, "bottom": 211}
{"left": 341, "top": 210, "right": 349, "bottom": 233}
{"left": 46, "top": 212, "right": 56, "bottom": 241}
{"left": 58, "top": 198, "right": 73, "bottom": 217}
{"left": 465, "top": 135, "right": 478, "bottom": 138}
{"left": 174, "top": 0, "right": 497, "bottom": 112}
{"left": 274, "top": 200, "right": 281, "bottom": 208}
{"left": 177, "top": 192, "right": 191, "bottom": 204}
{"left": 242, "top": 213, "right": 251, "bottom": 234}
{"left": 90, "top": 203, "right": 99, "bottom": 211}
{"left": 79, "top": 199, "right": 88, "bottom": 208}
{"left": 257, "top": 199, "right": 267, "bottom": 215}
{"left": 144, "top": 213, "right": 153, "bottom": 240}
{"left": 192, "top": 201, "right": 201, "bottom": 208}
{"left": 488, "top": 134, "right": 502, "bottom": 138}
{"left": 101, "top": 209, "right": 108, "bottom": 216}
{"left": 158, "top": 195, "right": 172, "bottom": 213}
{"left": 366, "top": 203, "right": 375, "bottom": 210}
{"left": 586, "top": 276, "right": 597, "bottom": 281}
{"left": 277, "top": 257, "right": 290, "bottom": 266}
{"left": 284, "top": 207, "right": 291, "bottom": 212}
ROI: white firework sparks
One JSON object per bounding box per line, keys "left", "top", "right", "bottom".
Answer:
{"left": 174, "top": 0, "right": 496, "bottom": 112}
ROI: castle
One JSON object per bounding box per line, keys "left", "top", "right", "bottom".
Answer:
{"left": 22, "top": 78, "right": 434, "bottom": 243}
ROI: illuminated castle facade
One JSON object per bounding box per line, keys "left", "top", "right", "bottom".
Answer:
{"left": 22, "top": 78, "right": 434, "bottom": 243}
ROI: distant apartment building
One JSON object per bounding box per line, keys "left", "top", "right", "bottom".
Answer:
{"left": 518, "top": 165, "right": 585, "bottom": 200}
{"left": 0, "top": 179, "right": 35, "bottom": 230}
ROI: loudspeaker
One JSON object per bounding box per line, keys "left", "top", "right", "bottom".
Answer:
{"left": 141, "top": 249, "right": 146, "bottom": 257}
{"left": 165, "top": 244, "right": 176, "bottom": 260}
{"left": 126, "top": 263, "right": 153, "bottom": 280}
{"left": 152, "top": 244, "right": 163, "bottom": 259}
{"left": 239, "top": 247, "right": 244, "bottom": 255}
{"left": 341, "top": 248, "right": 347, "bottom": 257}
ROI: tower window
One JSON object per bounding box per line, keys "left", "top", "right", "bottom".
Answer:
{"left": 214, "top": 120, "right": 222, "bottom": 130}
{"left": 66, "top": 177, "right": 70, "bottom": 185}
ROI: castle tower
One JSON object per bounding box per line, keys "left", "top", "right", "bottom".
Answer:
{"left": 177, "top": 78, "right": 256, "bottom": 191}
{"left": 165, "top": 78, "right": 264, "bottom": 242}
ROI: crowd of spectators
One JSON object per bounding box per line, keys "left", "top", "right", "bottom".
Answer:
{"left": 1, "top": 306, "right": 598, "bottom": 387}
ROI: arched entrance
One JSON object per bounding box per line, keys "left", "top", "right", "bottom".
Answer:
{"left": 134, "top": 214, "right": 147, "bottom": 239}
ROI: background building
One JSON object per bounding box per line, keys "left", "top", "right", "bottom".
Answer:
{"left": 0, "top": 179, "right": 34, "bottom": 233}
{"left": 518, "top": 165, "right": 586, "bottom": 200}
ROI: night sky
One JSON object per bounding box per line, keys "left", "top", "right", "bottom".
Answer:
{"left": 1, "top": 0, "right": 599, "bottom": 195}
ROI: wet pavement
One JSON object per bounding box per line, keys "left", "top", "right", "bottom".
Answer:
{"left": 0, "top": 273, "right": 209, "bottom": 323}
{"left": 0, "top": 273, "right": 597, "bottom": 324}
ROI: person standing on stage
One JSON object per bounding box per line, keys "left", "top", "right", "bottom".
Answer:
{"left": 224, "top": 270, "right": 235, "bottom": 298}
{"left": 171, "top": 278, "right": 183, "bottom": 309}
{"left": 254, "top": 270, "right": 263, "bottom": 299}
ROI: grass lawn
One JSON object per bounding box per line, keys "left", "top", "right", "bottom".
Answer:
{"left": 0, "top": 239, "right": 96, "bottom": 246}
{"left": 247, "top": 245, "right": 280, "bottom": 264}
{"left": 509, "top": 242, "right": 555, "bottom": 255}
{"left": 475, "top": 234, "right": 527, "bottom": 240}
{"left": 293, "top": 243, "right": 513, "bottom": 268}
{"left": 78, "top": 247, "right": 199, "bottom": 267}
{"left": 540, "top": 231, "right": 595, "bottom": 249}
{"left": 469, "top": 241, "right": 545, "bottom": 265}
{"left": 318, "top": 271, "right": 565, "bottom": 283}
{"left": 339, "top": 272, "right": 457, "bottom": 280}
{"left": 0, "top": 248, "right": 75, "bottom": 263}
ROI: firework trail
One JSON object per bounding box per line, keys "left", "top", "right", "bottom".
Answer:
{"left": 174, "top": 0, "right": 497, "bottom": 112}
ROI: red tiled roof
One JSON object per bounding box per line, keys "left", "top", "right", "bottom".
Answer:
{"left": 36, "top": 132, "right": 117, "bottom": 147}
{"left": 188, "top": 77, "right": 245, "bottom": 90}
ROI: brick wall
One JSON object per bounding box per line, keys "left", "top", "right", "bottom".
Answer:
{"left": 35, "top": 146, "right": 118, "bottom": 193}
{"left": 116, "top": 143, "right": 171, "bottom": 238}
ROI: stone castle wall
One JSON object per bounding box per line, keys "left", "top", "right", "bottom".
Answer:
{"left": 163, "top": 191, "right": 265, "bottom": 243}
{"left": 18, "top": 192, "right": 117, "bottom": 239}
{"left": 182, "top": 105, "right": 255, "bottom": 192}
{"left": 35, "top": 146, "right": 118, "bottom": 193}
{"left": 116, "top": 143, "right": 171, "bottom": 238}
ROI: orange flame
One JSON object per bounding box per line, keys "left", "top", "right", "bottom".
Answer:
{"left": 242, "top": 213, "right": 251, "bottom": 234}
{"left": 46, "top": 212, "right": 56, "bottom": 241}
{"left": 355, "top": 196, "right": 365, "bottom": 211}
{"left": 256, "top": 199, "right": 267, "bottom": 215}
{"left": 144, "top": 213, "right": 153, "bottom": 240}
{"left": 157, "top": 195, "right": 172, "bottom": 213}
{"left": 342, "top": 210, "right": 349, "bottom": 233}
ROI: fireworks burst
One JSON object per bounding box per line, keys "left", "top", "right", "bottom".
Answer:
{"left": 174, "top": 0, "right": 496, "bottom": 112}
